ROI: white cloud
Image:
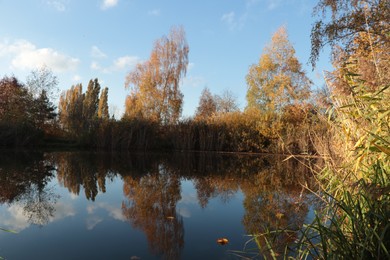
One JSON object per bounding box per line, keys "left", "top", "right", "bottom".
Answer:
{"left": 91, "top": 45, "right": 107, "bottom": 59}
{"left": 267, "top": 0, "right": 282, "bottom": 10}
{"left": 221, "top": 11, "right": 247, "bottom": 31}
{"left": 181, "top": 75, "right": 206, "bottom": 88}
{"left": 187, "top": 62, "right": 195, "bottom": 71}
{"left": 52, "top": 202, "right": 76, "bottom": 221}
{"left": 69, "top": 193, "right": 79, "bottom": 200}
{"left": 86, "top": 215, "right": 103, "bottom": 230}
{"left": 0, "top": 201, "right": 75, "bottom": 232}
{"left": 177, "top": 207, "right": 191, "bottom": 218}
{"left": 87, "top": 204, "right": 96, "bottom": 214}
{"left": 101, "top": 0, "right": 118, "bottom": 10}
{"left": 0, "top": 39, "right": 35, "bottom": 56}
{"left": 245, "top": 0, "right": 261, "bottom": 7}
{"left": 0, "top": 39, "right": 79, "bottom": 72}
{"left": 90, "top": 61, "right": 102, "bottom": 70}
{"left": 91, "top": 55, "right": 140, "bottom": 73}
{"left": 221, "top": 11, "right": 236, "bottom": 27}
{"left": 72, "top": 74, "right": 82, "bottom": 82}
{"left": 87, "top": 202, "right": 125, "bottom": 222}
{"left": 46, "top": 0, "right": 68, "bottom": 12}
{"left": 148, "top": 9, "right": 161, "bottom": 16}
{"left": 0, "top": 204, "right": 30, "bottom": 232}
{"left": 112, "top": 56, "right": 139, "bottom": 70}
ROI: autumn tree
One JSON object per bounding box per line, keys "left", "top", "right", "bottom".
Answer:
{"left": 195, "top": 87, "right": 217, "bottom": 120}
{"left": 124, "top": 26, "right": 189, "bottom": 124}
{"left": 58, "top": 84, "right": 84, "bottom": 135}
{"left": 0, "top": 76, "right": 56, "bottom": 145}
{"left": 59, "top": 80, "right": 110, "bottom": 140}
{"left": 246, "top": 26, "right": 311, "bottom": 114}
{"left": 98, "top": 87, "right": 109, "bottom": 120}
{"left": 122, "top": 172, "right": 184, "bottom": 259}
{"left": 0, "top": 76, "right": 32, "bottom": 124}
{"left": 310, "top": 0, "right": 390, "bottom": 68}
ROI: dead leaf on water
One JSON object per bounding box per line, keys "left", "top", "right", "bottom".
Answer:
{"left": 166, "top": 216, "right": 175, "bottom": 220}
{"left": 216, "top": 238, "right": 229, "bottom": 245}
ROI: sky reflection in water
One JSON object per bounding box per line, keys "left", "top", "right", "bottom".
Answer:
{"left": 0, "top": 151, "right": 318, "bottom": 259}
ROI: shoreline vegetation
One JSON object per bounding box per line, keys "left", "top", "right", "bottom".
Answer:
{"left": 0, "top": 0, "right": 388, "bottom": 258}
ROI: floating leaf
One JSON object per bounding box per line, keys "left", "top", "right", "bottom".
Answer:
{"left": 217, "top": 238, "right": 229, "bottom": 245}
{"left": 166, "top": 216, "right": 175, "bottom": 220}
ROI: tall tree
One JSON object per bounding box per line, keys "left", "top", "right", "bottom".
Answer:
{"left": 0, "top": 76, "right": 32, "bottom": 124}
{"left": 98, "top": 87, "right": 109, "bottom": 120}
{"left": 246, "top": 26, "right": 311, "bottom": 113}
{"left": 125, "top": 26, "right": 189, "bottom": 124}
{"left": 310, "top": 0, "right": 390, "bottom": 68}
{"left": 32, "top": 90, "right": 56, "bottom": 130}
{"left": 83, "top": 79, "right": 101, "bottom": 132}
{"left": 26, "top": 65, "right": 59, "bottom": 100}
{"left": 195, "top": 87, "right": 217, "bottom": 120}
{"left": 58, "top": 84, "right": 84, "bottom": 135}
{"left": 83, "top": 79, "right": 101, "bottom": 122}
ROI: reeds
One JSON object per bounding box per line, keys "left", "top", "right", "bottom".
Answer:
{"left": 292, "top": 65, "right": 390, "bottom": 258}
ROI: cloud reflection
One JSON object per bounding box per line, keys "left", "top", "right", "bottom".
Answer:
{"left": 86, "top": 201, "right": 126, "bottom": 230}
{"left": 0, "top": 201, "right": 75, "bottom": 232}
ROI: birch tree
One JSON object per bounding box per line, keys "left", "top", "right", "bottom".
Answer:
{"left": 125, "top": 26, "right": 189, "bottom": 124}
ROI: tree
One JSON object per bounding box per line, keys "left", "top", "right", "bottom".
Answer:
{"left": 215, "top": 90, "right": 239, "bottom": 114}
{"left": 32, "top": 90, "right": 56, "bottom": 130}
{"left": 246, "top": 26, "right": 311, "bottom": 113}
{"left": 125, "top": 26, "right": 189, "bottom": 124}
{"left": 58, "top": 84, "right": 84, "bottom": 135}
{"left": 98, "top": 87, "right": 109, "bottom": 120}
{"left": 83, "top": 79, "right": 101, "bottom": 131}
{"left": 26, "top": 65, "right": 59, "bottom": 100}
{"left": 195, "top": 87, "right": 217, "bottom": 120}
{"left": 310, "top": 0, "right": 390, "bottom": 68}
{"left": 0, "top": 76, "right": 32, "bottom": 123}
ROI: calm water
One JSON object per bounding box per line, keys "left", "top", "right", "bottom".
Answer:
{"left": 0, "top": 150, "right": 318, "bottom": 259}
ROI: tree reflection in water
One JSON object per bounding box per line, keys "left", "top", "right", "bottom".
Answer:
{"left": 0, "top": 151, "right": 58, "bottom": 226}
{"left": 122, "top": 165, "right": 184, "bottom": 260}
{"left": 0, "top": 151, "right": 318, "bottom": 258}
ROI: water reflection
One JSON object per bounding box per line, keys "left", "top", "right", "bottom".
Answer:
{"left": 122, "top": 167, "right": 184, "bottom": 260}
{"left": 0, "top": 151, "right": 58, "bottom": 227}
{"left": 0, "top": 150, "right": 318, "bottom": 259}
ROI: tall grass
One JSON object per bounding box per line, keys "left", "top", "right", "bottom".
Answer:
{"left": 241, "top": 46, "right": 389, "bottom": 258}
{"left": 293, "top": 65, "right": 390, "bottom": 259}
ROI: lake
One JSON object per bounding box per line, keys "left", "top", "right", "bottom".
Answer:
{"left": 0, "top": 150, "right": 318, "bottom": 259}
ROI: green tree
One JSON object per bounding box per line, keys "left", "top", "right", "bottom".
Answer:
{"left": 246, "top": 26, "right": 311, "bottom": 114}
{"left": 83, "top": 79, "right": 101, "bottom": 131}
{"left": 125, "top": 26, "right": 189, "bottom": 124}
{"left": 32, "top": 90, "right": 56, "bottom": 130}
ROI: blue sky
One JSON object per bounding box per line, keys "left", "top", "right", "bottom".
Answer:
{"left": 0, "top": 0, "right": 331, "bottom": 118}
